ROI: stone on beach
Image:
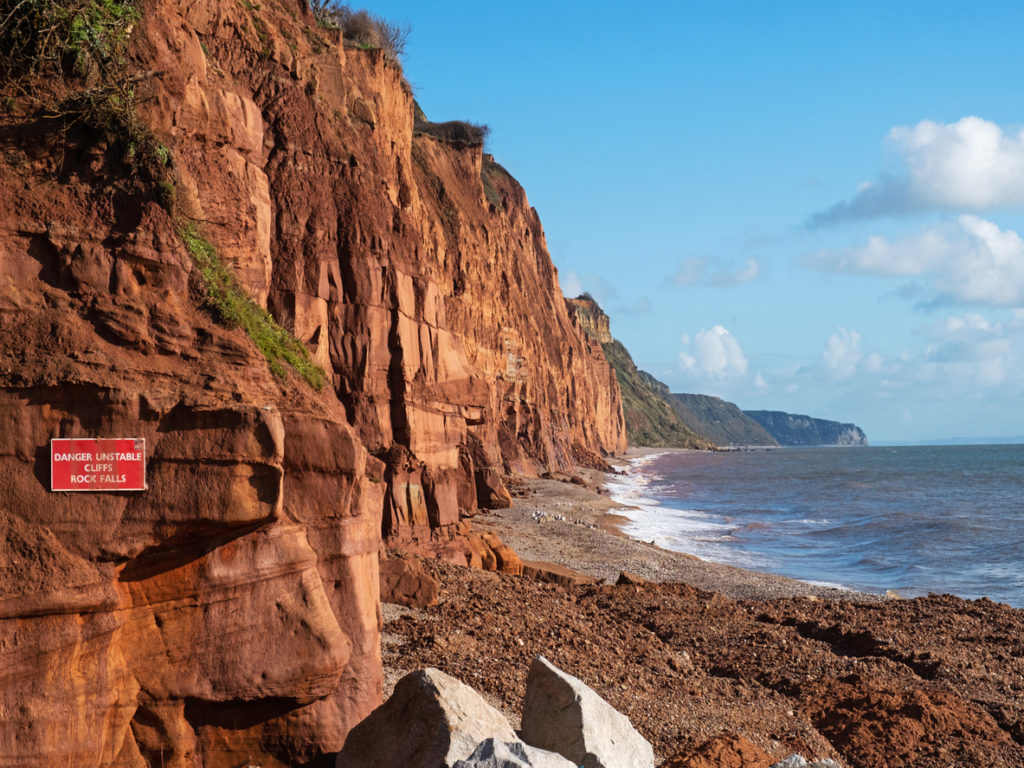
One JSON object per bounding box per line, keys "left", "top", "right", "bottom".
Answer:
{"left": 379, "top": 554, "right": 439, "bottom": 608}
{"left": 336, "top": 668, "right": 516, "bottom": 768}
{"left": 521, "top": 560, "right": 602, "bottom": 587}
{"left": 454, "top": 738, "right": 577, "bottom": 768}
{"left": 770, "top": 756, "right": 842, "bottom": 768}
{"left": 477, "top": 469, "right": 514, "bottom": 509}
{"left": 521, "top": 655, "right": 655, "bottom": 768}
{"left": 616, "top": 570, "right": 648, "bottom": 587}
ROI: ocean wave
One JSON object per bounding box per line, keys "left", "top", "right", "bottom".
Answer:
{"left": 606, "top": 454, "right": 771, "bottom": 569}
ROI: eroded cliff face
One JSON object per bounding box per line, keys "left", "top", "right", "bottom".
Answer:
{"left": 139, "top": 0, "right": 625, "bottom": 540}
{"left": 0, "top": 0, "right": 625, "bottom": 765}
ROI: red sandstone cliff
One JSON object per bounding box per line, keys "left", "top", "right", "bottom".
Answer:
{"left": 0, "top": 0, "right": 624, "bottom": 765}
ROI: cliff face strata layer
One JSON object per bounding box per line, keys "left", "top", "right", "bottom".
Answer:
{"left": 153, "top": 0, "right": 625, "bottom": 532}
{"left": 0, "top": 0, "right": 625, "bottom": 765}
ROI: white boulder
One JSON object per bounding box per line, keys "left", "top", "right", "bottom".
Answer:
{"left": 454, "top": 738, "right": 577, "bottom": 768}
{"left": 520, "top": 656, "right": 654, "bottom": 768}
{"left": 336, "top": 668, "right": 517, "bottom": 768}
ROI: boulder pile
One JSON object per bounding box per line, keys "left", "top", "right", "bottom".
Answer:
{"left": 336, "top": 657, "right": 839, "bottom": 768}
{"left": 336, "top": 658, "right": 653, "bottom": 768}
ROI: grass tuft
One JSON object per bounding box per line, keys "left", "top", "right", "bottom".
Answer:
{"left": 178, "top": 223, "right": 327, "bottom": 390}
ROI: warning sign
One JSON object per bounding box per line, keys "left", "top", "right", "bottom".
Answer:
{"left": 50, "top": 437, "right": 146, "bottom": 492}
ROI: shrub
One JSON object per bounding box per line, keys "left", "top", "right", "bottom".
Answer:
{"left": 308, "top": 1, "right": 407, "bottom": 63}
{"left": 0, "top": 0, "right": 138, "bottom": 81}
{"left": 481, "top": 155, "right": 511, "bottom": 210}
{"left": 414, "top": 119, "right": 489, "bottom": 148}
{"left": 0, "top": 0, "right": 169, "bottom": 177}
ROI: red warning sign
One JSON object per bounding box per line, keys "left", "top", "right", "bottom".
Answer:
{"left": 50, "top": 438, "right": 146, "bottom": 492}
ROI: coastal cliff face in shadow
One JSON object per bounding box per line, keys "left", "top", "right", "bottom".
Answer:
{"left": 0, "top": 0, "right": 625, "bottom": 764}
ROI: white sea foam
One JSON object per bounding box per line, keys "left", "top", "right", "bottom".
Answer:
{"left": 605, "top": 453, "right": 771, "bottom": 569}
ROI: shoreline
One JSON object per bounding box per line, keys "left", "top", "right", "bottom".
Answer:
{"left": 600, "top": 446, "right": 1023, "bottom": 608}
{"left": 476, "top": 459, "right": 877, "bottom": 603}
{"left": 602, "top": 448, "right": 873, "bottom": 599}
{"left": 383, "top": 461, "right": 1024, "bottom": 767}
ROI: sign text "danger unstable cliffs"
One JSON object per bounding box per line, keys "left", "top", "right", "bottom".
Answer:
{"left": 51, "top": 437, "right": 147, "bottom": 492}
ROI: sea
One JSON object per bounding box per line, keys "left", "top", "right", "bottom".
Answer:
{"left": 606, "top": 445, "right": 1024, "bottom": 608}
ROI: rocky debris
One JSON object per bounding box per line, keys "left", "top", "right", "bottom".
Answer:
{"left": 521, "top": 655, "right": 655, "bottom": 768}
{"left": 336, "top": 668, "right": 516, "bottom": 768}
{"left": 389, "top": 527, "right": 524, "bottom": 576}
{"left": 770, "top": 757, "right": 842, "bottom": 768}
{"left": 521, "top": 560, "right": 602, "bottom": 587}
{"left": 616, "top": 571, "right": 647, "bottom": 587}
{"left": 384, "top": 561, "right": 1024, "bottom": 768}
{"left": 379, "top": 554, "right": 440, "bottom": 608}
{"left": 663, "top": 733, "right": 773, "bottom": 768}
{"left": 454, "top": 738, "right": 576, "bottom": 768}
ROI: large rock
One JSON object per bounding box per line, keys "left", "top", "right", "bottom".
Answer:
{"left": 336, "top": 668, "right": 516, "bottom": 768}
{"left": 521, "top": 656, "right": 654, "bottom": 768}
{"left": 379, "top": 554, "right": 439, "bottom": 608}
{"left": 454, "top": 738, "right": 576, "bottom": 768}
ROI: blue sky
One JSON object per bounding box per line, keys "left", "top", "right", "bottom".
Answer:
{"left": 367, "top": 1, "right": 1024, "bottom": 442}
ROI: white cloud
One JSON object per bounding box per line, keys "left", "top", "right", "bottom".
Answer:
{"left": 560, "top": 270, "right": 583, "bottom": 298}
{"left": 673, "top": 257, "right": 760, "bottom": 286}
{"left": 823, "top": 327, "right": 864, "bottom": 379}
{"left": 923, "top": 312, "right": 1015, "bottom": 387}
{"left": 810, "top": 215, "right": 1024, "bottom": 307}
{"left": 892, "top": 118, "right": 1024, "bottom": 209}
{"left": 863, "top": 353, "right": 884, "bottom": 372}
{"left": 754, "top": 371, "right": 767, "bottom": 389}
{"left": 679, "top": 325, "right": 749, "bottom": 380}
{"left": 811, "top": 117, "right": 1024, "bottom": 224}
